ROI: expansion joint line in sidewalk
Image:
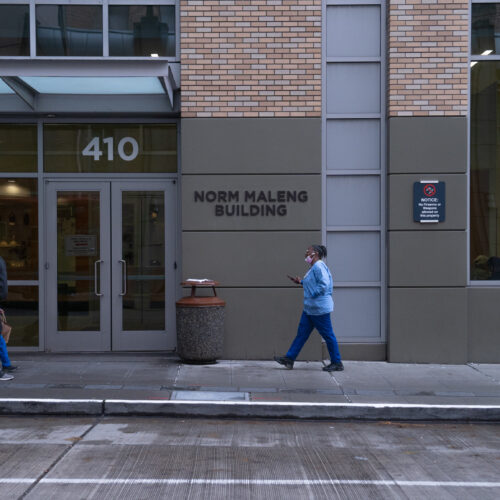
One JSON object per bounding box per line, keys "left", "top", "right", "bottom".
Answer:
{"left": 18, "top": 416, "right": 103, "bottom": 499}
{"left": 467, "top": 363, "right": 500, "bottom": 385}
{"left": 322, "top": 360, "right": 352, "bottom": 403}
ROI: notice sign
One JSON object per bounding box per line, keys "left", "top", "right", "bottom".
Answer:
{"left": 65, "top": 235, "right": 97, "bottom": 256}
{"left": 413, "top": 181, "right": 445, "bottom": 223}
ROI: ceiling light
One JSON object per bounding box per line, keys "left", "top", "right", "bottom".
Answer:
{"left": 481, "top": 50, "right": 493, "bottom": 56}
{"left": 151, "top": 53, "right": 159, "bottom": 58}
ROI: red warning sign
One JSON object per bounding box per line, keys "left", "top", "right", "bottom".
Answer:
{"left": 423, "top": 184, "right": 436, "bottom": 197}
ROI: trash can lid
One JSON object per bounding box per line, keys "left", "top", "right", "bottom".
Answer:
{"left": 181, "top": 280, "right": 219, "bottom": 287}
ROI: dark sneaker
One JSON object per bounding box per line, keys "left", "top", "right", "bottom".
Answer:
{"left": 274, "top": 356, "right": 294, "bottom": 370}
{"left": 3, "top": 365, "right": 17, "bottom": 372}
{"left": 323, "top": 362, "right": 344, "bottom": 372}
{"left": 0, "top": 371, "right": 14, "bottom": 381}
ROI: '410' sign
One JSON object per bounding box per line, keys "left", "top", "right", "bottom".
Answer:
{"left": 82, "top": 136, "right": 139, "bottom": 162}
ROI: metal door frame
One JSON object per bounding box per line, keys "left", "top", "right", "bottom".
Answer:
{"left": 45, "top": 180, "right": 111, "bottom": 351}
{"left": 111, "top": 180, "right": 177, "bottom": 351}
{"left": 45, "top": 179, "right": 177, "bottom": 352}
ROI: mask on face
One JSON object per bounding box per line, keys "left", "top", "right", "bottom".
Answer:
{"left": 305, "top": 254, "right": 315, "bottom": 265}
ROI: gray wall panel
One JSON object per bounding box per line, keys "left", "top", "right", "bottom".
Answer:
{"left": 334, "top": 288, "right": 381, "bottom": 340}
{"left": 326, "top": 63, "right": 381, "bottom": 114}
{"left": 215, "top": 288, "right": 321, "bottom": 360}
{"left": 389, "top": 174, "right": 467, "bottom": 230}
{"left": 326, "top": 119, "right": 380, "bottom": 171}
{"left": 327, "top": 232, "right": 380, "bottom": 282}
{"left": 327, "top": 176, "right": 380, "bottom": 226}
{"left": 325, "top": 343, "right": 386, "bottom": 361}
{"left": 467, "top": 288, "right": 500, "bottom": 363}
{"left": 181, "top": 118, "right": 321, "bottom": 174}
{"left": 182, "top": 175, "right": 321, "bottom": 231}
{"left": 326, "top": 5, "right": 381, "bottom": 57}
{"left": 389, "top": 288, "right": 467, "bottom": 364}
{"left": 182, "top": 231, "right": 321, "bottom": 287}
{"left": 389, "top": 231, "right": 467, "bottom": 287}
{"left": 389, "top": 117, "right": 467, "bottom": 174}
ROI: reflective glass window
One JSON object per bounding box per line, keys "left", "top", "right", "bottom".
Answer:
{"left": 109, "top": 5, "right": 175, "bottom": 57}
{"left": 470, "top": 61, "right": 500, "bottom": 280}
{"left": 472, "top": 4, "right": 500, "bottom": 55}
{"left": 2, "top": 286, "right": 38, "bottom": 347}
{"left": 0, "top": 124, "right": 37, "bottom": 172}
{"left": 36, "top": 5, "right": 103, "bottom": 56}
{"left": 0, "top": 5, "right": 30, "bottom": 56}
{"left": 0, "top": 179, "right": 38, "bottom": 280}
{"left": 44, "top": 123, "right": 177, "bottom": 173}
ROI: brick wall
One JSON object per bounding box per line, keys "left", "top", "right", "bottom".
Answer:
{"left": 388, "top": 0, "right": 468, "bottom": 117}
{"left": 180, "top": 0, "right": 321, "bottom": 117}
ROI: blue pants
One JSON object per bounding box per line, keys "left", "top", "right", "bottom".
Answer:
{"left": 0, "top": 335, "right": 11, "bottom": 369}
{"left": 286, "top": 311, "right": 341, "bottom": 363}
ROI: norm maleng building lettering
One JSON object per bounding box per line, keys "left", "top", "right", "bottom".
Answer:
{"left": 0, "top": 1, "right": 497, "bottom": 363}
{"left": 194, "top": 190, "right": 308, "bottom": 216}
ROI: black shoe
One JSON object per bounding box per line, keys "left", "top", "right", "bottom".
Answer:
{"left": 3, "top": 365, "right": 17, "bottom": 372}
{"left": 274, "top": 356, "right": 294, "bottom": 370}
{"left": 323, "top": 362, "right": 344, "bottom": 372}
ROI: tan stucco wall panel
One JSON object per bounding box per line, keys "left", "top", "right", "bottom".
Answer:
{"left": 389, "top": 288, "right": 467, "bottom": 364}
{"left": 182, "top": 175, "right": 321, "bottom": 231}
{"left": 182, "top": 231, "right": 321, "bottom": 287}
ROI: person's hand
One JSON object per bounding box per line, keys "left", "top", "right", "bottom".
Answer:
{"left": 287, "top": 275, "right": 301, "bottom": 285}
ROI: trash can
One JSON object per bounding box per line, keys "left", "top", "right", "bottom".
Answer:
{"left": 176, "top": 280, "right": 225, "bottom": 364}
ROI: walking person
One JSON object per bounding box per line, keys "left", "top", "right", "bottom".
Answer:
{"left": 0, "top": 256, "right": 16, "bottom": 381}
{"left": 274, "top": 245, "right": 343, "bottom": 372}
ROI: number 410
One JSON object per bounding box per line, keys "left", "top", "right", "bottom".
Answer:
{"left": 82, "top": 136, "right": 139, "bottom": 162}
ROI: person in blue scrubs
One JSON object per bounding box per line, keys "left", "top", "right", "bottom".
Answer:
{"left": 274, "top": 245, "right": 343, "bottom": 372}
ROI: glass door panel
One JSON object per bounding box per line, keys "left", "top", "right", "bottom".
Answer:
{"left": 112, "top": 181, "right": 176, "bottom": 351}
{"left": 122, "top": 191, "right": 165, "bottom": 331}
{"left": 46, "top": 182, "right": 111, "bottom": 352}
{"left": 57, "top": 191, "right": 101, "bottom": 331}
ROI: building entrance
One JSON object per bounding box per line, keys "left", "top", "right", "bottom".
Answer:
{"left": 45, "top": 180, "right": 177, "bottom": 352}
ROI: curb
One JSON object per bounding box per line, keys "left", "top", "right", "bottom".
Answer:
{"left": 1, "top": 399, "right": 500, "bottom": 421}
{"left": 0, "top": 399, "right": 103, "bottom": 415}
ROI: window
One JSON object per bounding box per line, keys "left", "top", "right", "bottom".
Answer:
{"left": 109, "top": 5, "right": 176, "bottom": 57}
{"left": 0, "top": 124, "right": 37, "bottom": 172}
{"left": 0, "top": 2, "right": 177, "bottom": 58}
{"left": 0, "top": 178, "right": 38, "bottom": 281}
{"left": 36, "top": 4, "right": 103, "bottom": 56}
{"left": 0, "top": 4, "right": 29, "bottom": 56}
{"left": 471, "top": 3, "right": 500, "bottom": 280}
{"left": 44, "top": 123, "right": 178, "bottom": 173}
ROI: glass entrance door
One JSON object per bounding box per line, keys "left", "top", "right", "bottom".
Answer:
{"left": 46, "top": 180, "right": 176, "bottom": 352}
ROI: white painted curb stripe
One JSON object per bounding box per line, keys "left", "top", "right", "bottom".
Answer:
{"left": 0, "top": 478, "right": 499, "bottom": 488}
{"left": 106, "top": 400, "right": 500, "bottom": 409}
{"left": 1, "top": 399, "right": 500, "bottom": 410}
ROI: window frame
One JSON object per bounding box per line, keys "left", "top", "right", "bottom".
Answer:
{"left": 0, "top": 0, "right": 178, "bottom": 60}
{"left": 469, "top": 1, "right": 500, "bottom": 284}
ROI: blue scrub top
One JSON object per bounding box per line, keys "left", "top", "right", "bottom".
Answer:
{"left": 301, "top": 260, "right": 334, "bottom": 315}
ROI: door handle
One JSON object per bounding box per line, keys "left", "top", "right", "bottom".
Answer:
{"left": 119, "top": 259, "right": 127, "bottom": 296}
{"left": 94, "top": 260, "right": 103, "bottom": 297}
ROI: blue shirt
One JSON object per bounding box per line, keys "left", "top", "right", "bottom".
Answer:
{"left": 301, "top": 260, "right": 334, "bottom": 315}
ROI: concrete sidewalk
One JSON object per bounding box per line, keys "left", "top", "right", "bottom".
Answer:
{"left": 1, "top": 353, "right": 500, "bottom": 420}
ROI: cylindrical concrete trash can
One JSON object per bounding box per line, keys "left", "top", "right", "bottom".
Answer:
{"left": 176, "top": 280, "right": 225, "bottom": 364}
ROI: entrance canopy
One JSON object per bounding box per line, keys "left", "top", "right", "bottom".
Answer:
{"left": 0, "top": 62, "right": 179, "bottom": 115}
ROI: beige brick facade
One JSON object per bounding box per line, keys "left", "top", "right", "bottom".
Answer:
{"left": 180, "top": 0, "right": 321, "bottom": 117}
{"left": 388, "top": 0, "right": 468, "bottom": 117}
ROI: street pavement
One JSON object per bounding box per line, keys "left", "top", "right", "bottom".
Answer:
{"left": 0, "top": 416, "right": 499, "bottom": 499}
{"left": 0, "top": 353, "right": 500, "bottom": 420}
